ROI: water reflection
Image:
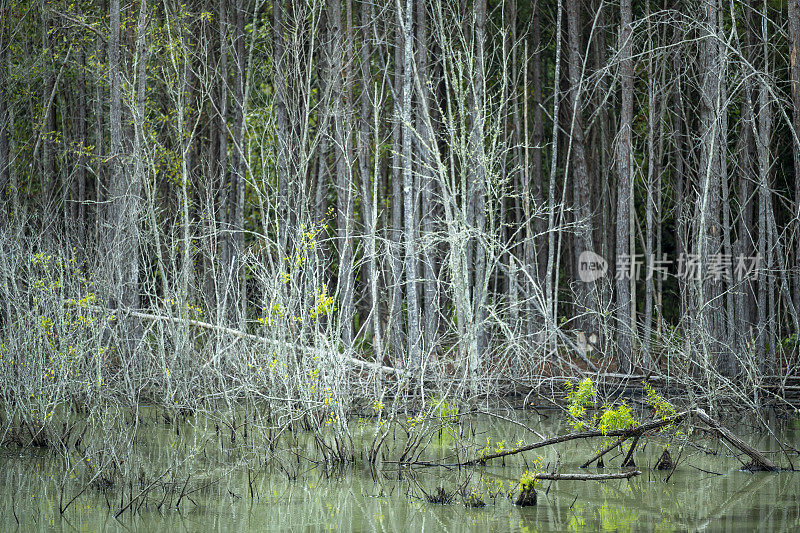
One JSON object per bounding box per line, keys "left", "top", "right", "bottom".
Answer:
{"left": 1, "top": 414, "right": 798, "bottom": 532}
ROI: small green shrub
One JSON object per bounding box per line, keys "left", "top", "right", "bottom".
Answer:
{"left": 565, "top": 377, "right": 597, "bottom": 430}
{"left": 597, "top": 402, "right": 637, "bottom": 436}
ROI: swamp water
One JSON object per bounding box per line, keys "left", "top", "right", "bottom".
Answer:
{"left": 1, "top": 411, "right": 799, "bottom": 532}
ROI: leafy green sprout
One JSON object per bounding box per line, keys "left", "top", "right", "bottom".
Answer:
{"left": 597, "top": 402, "right": 637, "bottom": 436}
{"left": 565, "top": 377, "right": 597, "bottom": 431}
{"left": 433, "top": 397, "right": 459, "bottom": 423}
{"left": 643, "top": 381, "right": 683, "bottom": 445}
{"left": 643, "top": 382, "right": 677, "bottom": 423}
{"left": 373, "top": 400, "right": 384, "bottom": 414}
{"left": 519, "top": 455, "right": 545, "bottom": 495}
{"left": 566, "top": 378, "right": 645, "bottom": 452}
{"left": 781, "top": 333, "right": 798, "bottom": 353}
{"left": 597, "top": 402, "right": 638, "bottom": 448}
{"left": 520, "top": 470, "right": 538, "bottom": 492}
{"left": 486, "top": 479, "right": 505, "bottom": 501}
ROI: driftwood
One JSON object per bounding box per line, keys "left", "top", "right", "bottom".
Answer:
{"left": 462, "top": 409, "right": 780, "bottom": 471}
{"left": 90, "top": 306, "right": 410, "bottom": 378}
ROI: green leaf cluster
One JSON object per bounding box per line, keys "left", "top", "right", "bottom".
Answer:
{"left": 565, "top": 377, "right": 597, "bottom": 431}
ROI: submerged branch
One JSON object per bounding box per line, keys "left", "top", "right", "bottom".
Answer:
{"left": 460, "top": 409, "right": 780, "bottom": 471}
{"left": 691, "top": 408, "right": 779, "bottom": 471}
{"left": 460, "top": 411, "right": 689, "bottom": 466}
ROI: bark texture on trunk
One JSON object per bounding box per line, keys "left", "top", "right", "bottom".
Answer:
{"left": 616, "top": 0, "right": 634, "bottom": 371}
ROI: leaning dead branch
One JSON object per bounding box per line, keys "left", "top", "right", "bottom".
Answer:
{"left": 461, "top": 410, "right": 779, "bottom": 471}
{"left": 90, "top": 306, "right": 410, "bottom": 378}
{"left": 580, "top": 434, "right": 630, "bottom": 468}
{"left": 460, "top": 411, "right": 689, "bottom": 466}
{"left": 691, "top": 409, "right": 779, "bottom": 471}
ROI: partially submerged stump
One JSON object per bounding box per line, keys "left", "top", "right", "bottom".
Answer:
{"left": 515, "top": 487, "right": 537, "bottom": 507}
{"left": 655, "top": 449, "right": 673, "bottom": 471}
{"left": 463, "top": 492, "right": 486, "bottom": 508}
{"left": 426, "top": 486, "right": 454, "bottom": 504}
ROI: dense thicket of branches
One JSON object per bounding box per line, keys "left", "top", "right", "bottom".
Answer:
{"left": 1, "top": 0, "right": 799, "bottom": 402}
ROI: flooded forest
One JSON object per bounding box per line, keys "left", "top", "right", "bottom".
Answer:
{"left": 1, "top": 0, "right": 800, "bottom": 530}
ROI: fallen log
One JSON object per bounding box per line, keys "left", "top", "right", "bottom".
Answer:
{"left": 533, "top": 470, "right": 641, "bottom": 481}
{"left": 511, "top": 470, "right": 641, "bottom": 507}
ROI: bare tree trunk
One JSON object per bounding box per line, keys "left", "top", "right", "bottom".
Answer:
{"left": 230, "top": 0, "right": 247, "bottom": 323}
{"left": 643, "top": 8, "right": 655, "bottom": 366}
{"left": 329, "top": 0, "right": 355, "bottom": 348}
{"left": 274, "top": 0, "right": 290, "bottom": 256}
{"left": 0, "top": 7, "right": 8, "bottom": 226}
{"left": 545, "top": 0, "right": 565, "bottom": 352}
{"left": 566, "top": 0, "right": 598, "bottom": 338}
{"left": 715, "top": 0, "right": 734, "bottom": 375}
{"left": 94, "top": 0, "right": 107, "bottom": 246}
{"left": 314, "top": 18, "right": 330, "bottom": 286}
{"left": 756, "top": 81, "right": 771, "bottom": 372}
{"left": 503, "top": 0, "right": 527, "bottom": 363}
{"left": 671, "top": 23, "right": 689, "bottom": 344}
{"left": 592, "top": 0, "right": 611, "bottom": 262}
{"left": 105, "top": 0, "right": 142, "bottom": 353}
{"left": 466, "top": 0, "right": 488, "bottom": 383}
{"left": 398, "top": 0, "right": 420, "bottom": 369}
{"left": 131, "top": 0, "right": 148, "bottom": 290}
{"left": 107, "top": 0, "right": 123, "bottom": 289}
{"left": 616, "top": 0, "right": 634, "bottom": 371}
{"left": 528, "top": 7, "right": 547, "bottom": 341}
{"left": 174, "top": 5, "right": 196, "bottom": 316}
{"left": 218, "top": 0, "right": 230, "bottom": 272}
{"left": 736, "top": 79, "right": 756, "bottom": 356}
{"left": 41, "top": 11, "right": 56, "bottom": 225}
{"left": 789, "top": 0, "right": 800, "bottom": 317}
{"left": 720, "top": 109, "right": 737, "bottom": 375}
{"left": 76, "top": 45, "right": 87, "bottom": 249}
{"left": 416, "top": 0, "right": 439, "bottom": 354}
{"left": 389, "top": 15, "right": 404, "bottom": 361}
{"left": 358, "top": 0, "right": 382, "bottom": 357}
{"left": 695, "top": 0, "right": 724, "bottom": 378}
{"left": 520, "top": 37, "right": 535, "bottom": 345}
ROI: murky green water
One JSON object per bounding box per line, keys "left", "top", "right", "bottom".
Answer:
{"left": 1, "top": 411, "right": 798, "bottom": 531}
